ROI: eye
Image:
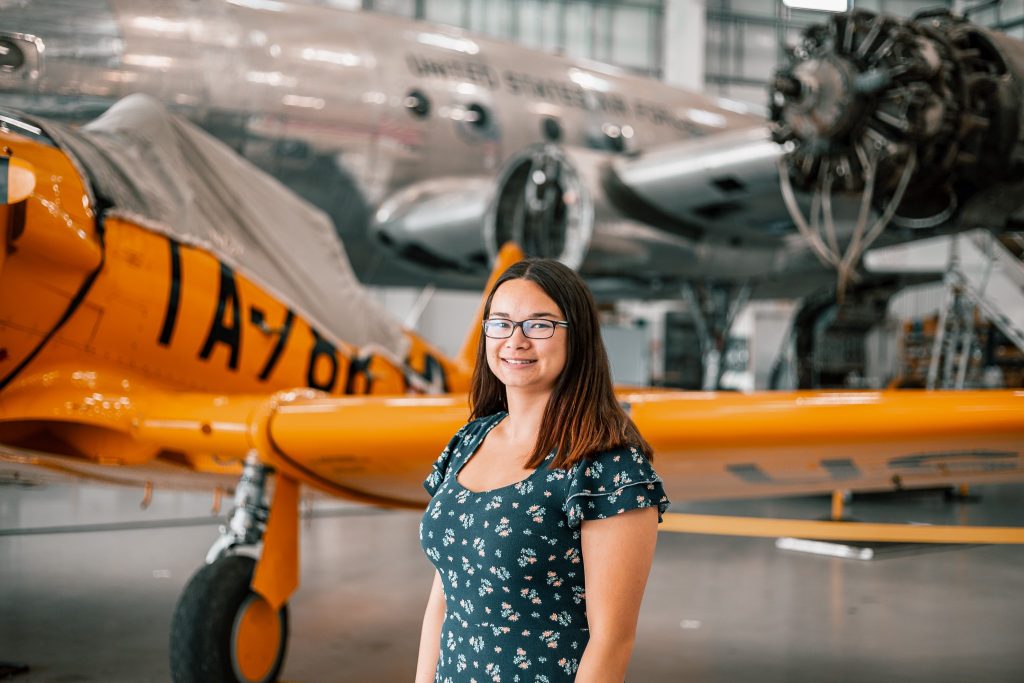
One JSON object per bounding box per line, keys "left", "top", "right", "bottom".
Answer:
{"left": 527, "top": 320, "right": 554, "bottom": 331}
{"left": 486, "top": 319, "right": 513, "bottom": 331}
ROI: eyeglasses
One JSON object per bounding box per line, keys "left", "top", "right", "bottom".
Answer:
{"left": 482, "top": 318, "right": 569, "bottom": 339}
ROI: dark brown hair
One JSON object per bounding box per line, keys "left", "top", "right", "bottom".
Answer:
{"left": 469, "top": 258, "right": 653, "bottom": 469}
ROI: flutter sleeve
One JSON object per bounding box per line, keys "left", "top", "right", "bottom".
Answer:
{"left": 422, "top": 424, "right": 470, "bottom": 496}
{"left": 563, "top": 446, "right": 670, "bottom": 529}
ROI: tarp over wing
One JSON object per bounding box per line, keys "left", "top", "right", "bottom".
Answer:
{"left": 35, "top": 93, "right": 408, "bottom": 358}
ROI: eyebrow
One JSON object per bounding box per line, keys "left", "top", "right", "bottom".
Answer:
{"left": 488, "top": 312, "right": 561, "bottom": 319}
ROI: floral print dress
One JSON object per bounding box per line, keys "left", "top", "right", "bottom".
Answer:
{"left": 420, "top": 412, "right": 670, "bottom": 683}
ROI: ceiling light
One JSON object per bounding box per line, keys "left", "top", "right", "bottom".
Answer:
{"left": 783, "top": 0, "right": 850, "bottom": 12}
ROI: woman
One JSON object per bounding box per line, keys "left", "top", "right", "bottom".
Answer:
{"left": 416, "top": 258, "right": 669, "bottom": 683}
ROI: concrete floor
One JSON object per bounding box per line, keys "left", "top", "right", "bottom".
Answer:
{"left": 1, "top": 482, "right": 1023, "bottom": 682}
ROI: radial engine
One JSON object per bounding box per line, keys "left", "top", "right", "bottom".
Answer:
{"left": 770, "top": 8, "right": 1024, "bottom": 285}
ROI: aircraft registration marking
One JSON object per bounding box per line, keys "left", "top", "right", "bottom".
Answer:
{"left": 404, "top": 53, "right": 704, "bottom": 135}
{"left": 155, "top": 235, "right": 446, "bottom": 395}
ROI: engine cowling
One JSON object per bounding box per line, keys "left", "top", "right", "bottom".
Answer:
{"left": 370, "top": 176, "right": 492, "bottom": 272}
{"left": 484, "top": 144, "right": 702, "bottom": 280}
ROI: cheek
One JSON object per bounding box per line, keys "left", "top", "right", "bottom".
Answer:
{"left": 547, "top": 340, "right": 568, "bottom": 375}
{"left": 485, "top": 339, "right": 502, "bottom": 371}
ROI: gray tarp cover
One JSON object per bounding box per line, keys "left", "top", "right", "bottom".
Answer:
{"left": 39, "top": 93, "right": 408, "bottom": 359}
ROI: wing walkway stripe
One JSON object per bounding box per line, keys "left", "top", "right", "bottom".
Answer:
{"left": 661, "top": 512, "right": 1024, "bottom": 543}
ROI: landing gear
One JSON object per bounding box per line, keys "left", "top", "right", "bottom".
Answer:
{"left": 169, "top": 452, "right": 291, "bottom": 683}
{"left": 169, "top": 555, "right": 288, "bottom": 683}
{"left": 680, "top": 282, "right": 750, "bottom": 390}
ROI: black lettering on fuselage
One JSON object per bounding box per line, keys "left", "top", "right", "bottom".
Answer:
{"left": 307, "top": 330, "right": 339, "bottom": 392}
{"left": 407, "top": 352, "right": 448, "bottom": 393}
{"left": 345, "top": 354, "right": 374, "bottom": 395}
{"left": 633, "top": 99, "right": 700, "bottom": 135}
{"left": 404, "top": 54, "right": 709, "bottom": 135}
{"left": 199, "top": 262, "right": 242, "bottom": 370}
{"left": 158, "top": 239, "right": 182, "bottom": 346}
{"left": 256, "top": 307, "right": 294, "bottom": 382}
{"left": 406, "top": 53, "right": 499, "bottom": 89}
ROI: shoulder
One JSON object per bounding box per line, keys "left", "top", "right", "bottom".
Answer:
{"left": 563, "top": 444, "right": 668, "bottom": 527}
{"left": 442, "top": 412, "right": 506, "bottom": 460}
{"left": 424, "top": 414, "right": 504, "bottom": 496}
{"left": 458, "top": 411, "right": 506, "bottom": 443}
{"left": 572, "top": 444, "right": 658, "bottom": 483}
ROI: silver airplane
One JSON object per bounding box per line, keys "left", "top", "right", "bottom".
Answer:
{"left": 2, "top": 2, "right": 1023, "bottom": 384}
{"left": 0, "top": 0, "right": 804, "bottom": 289}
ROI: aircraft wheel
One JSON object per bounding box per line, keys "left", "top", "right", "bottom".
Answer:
{"left": 169, "top": 555, "right": 289, "bottom": 683}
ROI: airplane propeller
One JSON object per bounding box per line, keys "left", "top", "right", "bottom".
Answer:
{"left": 769, "top": 8, "right": 1023, "bottom": 298}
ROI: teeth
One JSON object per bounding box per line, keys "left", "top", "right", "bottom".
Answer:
{"left": 504, "top": 359, "right": 534, "bottom": 365}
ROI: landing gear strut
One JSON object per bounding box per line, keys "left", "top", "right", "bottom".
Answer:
{"left": 169, "top": 452, "right": 290, "bottom": 683}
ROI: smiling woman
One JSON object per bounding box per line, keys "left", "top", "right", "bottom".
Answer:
{"left": 416, "top": 258, "right": 670, "bottom": 683}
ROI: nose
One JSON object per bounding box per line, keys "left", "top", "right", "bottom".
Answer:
{"left": 504, "top": 325, "right": 531, "bottom": 346}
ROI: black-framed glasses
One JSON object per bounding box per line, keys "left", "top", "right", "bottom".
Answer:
{"left": 482, "top": 318, "right": 569, "bottom": 339}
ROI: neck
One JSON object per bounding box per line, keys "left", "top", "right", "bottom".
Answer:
{"left": 502, "top": 387, "right": 551, "bottom": 443}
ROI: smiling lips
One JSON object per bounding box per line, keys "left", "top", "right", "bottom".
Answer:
{"left": 502, "top": 358, "right": 536, "bottom": 366}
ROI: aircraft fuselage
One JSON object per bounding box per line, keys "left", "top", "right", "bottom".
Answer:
{"left": 0, "top": 0, "right": 763, "bottom": 287}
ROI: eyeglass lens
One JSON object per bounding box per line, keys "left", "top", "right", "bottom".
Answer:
{"left": 484, "top": 319, "right": 557, "bottom": 339}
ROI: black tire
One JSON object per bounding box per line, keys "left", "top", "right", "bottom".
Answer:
{"left": 169, "top": 555, "right": 289, "bottom": 683}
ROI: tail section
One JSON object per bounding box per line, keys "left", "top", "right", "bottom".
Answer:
{"left": 455, "top": 242, "right": 525, "bottom": 373}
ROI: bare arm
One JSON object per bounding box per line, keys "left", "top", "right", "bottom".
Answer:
{"left": 414, "top": 570, "right": 446, "bottom": 683}
{"left": 575, "top": 506, "right": 659, "bottom": 683}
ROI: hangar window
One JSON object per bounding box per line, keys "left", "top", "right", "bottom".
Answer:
{"left": 542, "top": 116, "right": 562, "bottom": 142}
{"left": 456, "top": 102, "right": 500, "bottom": 143}
{"left": 465, "top": 102, "right": 489, "bottom": 129}
{"left": 0, "top": 38, "right": 25, "bottom": 72}
{"left": 591, "top": 122, "right": 633, "bottom": 153}
{"left": 404, "top": 89, "right": 431, "bottom": 118}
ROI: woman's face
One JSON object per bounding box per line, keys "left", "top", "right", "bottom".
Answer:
{"left": 485, "top": 278, "right": 568, "bottom": 398}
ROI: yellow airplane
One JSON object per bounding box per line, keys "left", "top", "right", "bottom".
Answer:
{"left": 2, "top": 101, "right": 1023, "bottom": 683}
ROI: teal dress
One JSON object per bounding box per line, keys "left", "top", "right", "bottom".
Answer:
{"left": 420, "top": 412, "right": 670, "bottom": 683}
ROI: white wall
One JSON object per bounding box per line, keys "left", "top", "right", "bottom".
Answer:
{"left": 370, "top": 286, "right": 481, "bottom": 357}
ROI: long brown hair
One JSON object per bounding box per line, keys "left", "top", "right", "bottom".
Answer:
{"left": 469, "top": 258, "right": 653, "bottom": 469}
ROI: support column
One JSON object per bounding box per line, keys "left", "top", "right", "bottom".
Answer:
{"left": 663, "top": 0, "right": 706, "bottom": 91}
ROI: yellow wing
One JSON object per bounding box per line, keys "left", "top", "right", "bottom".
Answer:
{"left": 4, "top": 382, "right": 1024, "bottom": 506}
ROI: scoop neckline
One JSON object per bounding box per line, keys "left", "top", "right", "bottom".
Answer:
{"left": 453, "top": 412, "right": 549, "bottom": 495}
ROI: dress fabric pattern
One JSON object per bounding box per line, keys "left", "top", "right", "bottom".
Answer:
{"left": 420, "top": 412, "right": 670, "bottom": 683}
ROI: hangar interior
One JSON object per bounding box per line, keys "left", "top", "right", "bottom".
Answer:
{"left": 347, "top": 0, "right": 1024, "bottom": 393}
{"left": 1, "top": 2, "right": 1023, "bottom": 683}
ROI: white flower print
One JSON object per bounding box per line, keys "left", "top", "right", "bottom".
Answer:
{"left": 520, "top": 587, "right": 542, "bottom": 604}
{"left": 527, "top": 504, "right": 545, "bottom": 524}
{"left": 496, "top": 517, "right": 512, "bottom": 537}
{"left": 513, "top": 479, "right": 534, "bottom": 495}
{"left": 517, "top": 547, "right": 537, "bottom": 567}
